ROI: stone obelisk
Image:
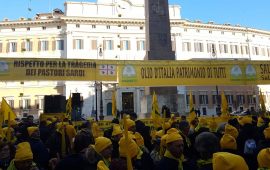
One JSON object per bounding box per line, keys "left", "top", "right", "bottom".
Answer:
{"left": 144, "top": 0, "right": 177, "bottom": 113}
{"left": 145, "top": 0, "right": 175, "bottom": 60}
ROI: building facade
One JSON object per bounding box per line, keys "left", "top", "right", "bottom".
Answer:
{"left": 0, "top": 0, "right": 270, "bottom": 118}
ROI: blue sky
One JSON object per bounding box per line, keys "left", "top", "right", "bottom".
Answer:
{"left": 1, "top": 0, "right": 270, "bottom": 31}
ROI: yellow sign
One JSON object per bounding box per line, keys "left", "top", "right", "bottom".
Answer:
{"left": 118, "top": 60, "right": 270, "bottom": 86}
{"left": 0, "top": 58, "right": 117, "bottom": 81}
{"left": 1, "top": 58, "right": 270, "bottom": 86}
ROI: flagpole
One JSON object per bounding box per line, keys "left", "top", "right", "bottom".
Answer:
{"left": 123, "top": 114, "right": 133, "bottom": 170}
{"left": 7, "top": 112, "right": 11, "bottom": 142}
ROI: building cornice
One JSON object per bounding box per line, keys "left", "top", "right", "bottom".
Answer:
{"left": 62, "top": 16, "right": 144, "bottom": 25}
{"left": 171, "top": 19, "right": 270, "bottom": 36}
{"left": 0, "top": 18, "right": 63, "bottom": 27}
{"left": 0, "top": 16, "right": 269, "bottom": 36}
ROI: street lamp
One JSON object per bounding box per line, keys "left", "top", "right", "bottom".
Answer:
{"left": 94, "top": 81, "right": 104, "bottom": 121}
{"left": 97, "top": 45, "right": 103, "bottom": 58}
{"left": 99, "top": 82, "right": 104, "bottom": 120}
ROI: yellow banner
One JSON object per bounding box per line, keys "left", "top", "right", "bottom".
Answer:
{"left": 118, "top": 60, "right": 270, "bottom": 86}
{"left": 0, "top": 58, "right": 117, "bottom": 81}
{"left": 1, "top": 58, "right": 270, "bottom": 86}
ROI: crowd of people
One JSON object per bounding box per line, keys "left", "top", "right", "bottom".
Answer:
{"left": 0, "top": 113, "right": 270, "bottom": 170}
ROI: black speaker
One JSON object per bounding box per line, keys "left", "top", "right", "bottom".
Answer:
{"left": 44, "top": 95, "right": 66, "bottom": 113}
{"left": 53, "top": 95, "right": 66, "bottom": 113}
{"left": 44, "top": 95, "right": 53, "bottom": 113}
{"left": 72, "top": 93, "right": 81, "bottom": 108}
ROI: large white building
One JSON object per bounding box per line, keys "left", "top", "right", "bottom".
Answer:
{"left": 0, "top": 0, "right": 270, "bottom": 119}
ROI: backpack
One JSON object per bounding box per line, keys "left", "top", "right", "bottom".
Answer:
{"left": 243, "top": 139, "right": 256, "bottom": 155}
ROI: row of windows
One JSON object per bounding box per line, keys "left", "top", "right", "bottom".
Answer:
{"left": 182, "top": 42, "right": 270, "bottom": 57}
{"left": 186, "top": 94, "right": 257, "bottom": 105}
{"left": 1, "top": 38, "right": 269, "bottom": 56}
{"left": 0, "top": 39, "right": 146, "bottom": 52}
{"left": 0, "top": 40, "right": 64, "bottom": 53}
{"left": 183, "top": 28, "right": 269, "bottom": 39}
{"left": 6, "top": 98, "right": 44, "bottom": 110}
{"left": 71, "top": 39, "right": 146, "bottom": 51}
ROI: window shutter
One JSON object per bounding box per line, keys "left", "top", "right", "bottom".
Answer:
{"left": 120, "top": 40, "right": 123, "bottom": 50}
{"left": 52, "top": 40, "right": 56, "bottom": 51}
{"left": 91, "top": 40, "right": 97, "bottom": 50}
{"left": 0, "top": 43, "right": 2, "bottom": 53}
{"left": 128, "top": 40, "right": 130, "bottom": 50}
{"left": 111, "top": 40, "right": 114, "bottom": 50}
{"left": 38, "top": 41, "right": 41, "bottom": 51}
{"left": 103, "top": 40, "right": 106, "bottom": 50}
{"left": 172, "top": 40, "right": 176, "bottom": 52}
{"left": 14, "top": 43, "right": 17, "bottom": 52}
{"left": 137, "top": 41, "right": 139, "bottom": 50}
{"left": 81, "top": 39, "right": 84, "bottom": 49}
{"left": 21, "top": 41, "right": 25, "bottom": 52}
{"left": 6, "top": 42, "right": 9, "bottom": 53}
{"left": 73, "top": 39, "right": 76, "bottom": 49}
{"left": 30, "top": 41, "right": 33, "bottom": 51}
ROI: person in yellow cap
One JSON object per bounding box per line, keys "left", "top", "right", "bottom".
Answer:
{"left": 220, "top": 134, "right": 238, "bottom": 154}
{"left": 150, "top": 130, "right": 163, "bottom": 165}
{"left": 213, "top": 152, "right": 248, "bottom": 170}
{"left": 27, "top": 126, "right": 50, "bottom": 169}
{"left": 195, "top": 118, "right": 209, "bottom": 132}
{"left": 92, "top": 122, "right": 102, "bottom": 138}
{"left": 110, "top": 124, "right": 123, "bottom": 158}
{"left": 95, "top": 137, "right": 113, "bottom": 169}
{"left": 65, "top": 124, "right": 77, "bottom": 147}
{"left": 156, "top": 131, "right": 184, "bottom": 170}
{"left": 257, "top": 148, "right": 270, "bottom": 169}
{"left": 27, "top": 127, "right": 39, "bottom": 138}
{"left": 224, "top": 124, "right": 239, "bottom": 139}
{"left": 46, "top": 122, "right": 71, "bottom": 158}
{"left": 257, "top": 117, "right": 265, "bottom": 127}
{"left": 126, "top": 119, "right": 136, "bottom": 133}
{"left": 110, "top": 137, "right": 138, "bottom": 170}
{"left": 7, "top": 142, "right": 38, "bottom": 170}
{"left": 238, "top": 116, "right": 252, "bottom": 126}
{"left": 2, "top": 127, "right": 16, "bottom": 144}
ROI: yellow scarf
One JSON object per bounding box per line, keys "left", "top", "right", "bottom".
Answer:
{"left": 164, "top": 150, "right": 183, "bottom": 170}
{"left": 197, "top": 158, "right": 212, "bottom": 169}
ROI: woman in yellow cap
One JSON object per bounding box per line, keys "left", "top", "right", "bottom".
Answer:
{"left": 95, "top": 137, "right": 113, "bottom": 169}
{"left": 7, "top": 142, "right": 38, "bottom": 170}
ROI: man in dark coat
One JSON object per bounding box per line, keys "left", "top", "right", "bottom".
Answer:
{"left": 156, "top": 131, "right": 184, "bottom": 170}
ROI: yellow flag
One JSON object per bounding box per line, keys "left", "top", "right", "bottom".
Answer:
{"left": 189, "top": 92, "right": 196, "bottom": 120}
{"left": 112, "top": 90, "right": 117, "bottom": 117}
{"left": 0, "top": 98, "right": 16, "bottom": 121}
{"left": 151, "top": 91, "right": 161, "bottom": 128}
{"left": 259, "top": 89, "right": 266, "bottom": 115}
{"left": 221, "top": 91, "right": 229, "bottom": 119}
{"left": 123, "top": 114, "right": 133, "bottom": 170}
{"left": 66, "top": 94, "right": 72, "bottom": 115}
